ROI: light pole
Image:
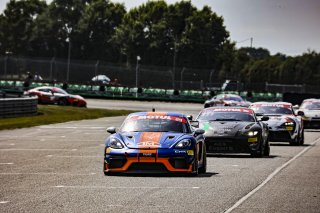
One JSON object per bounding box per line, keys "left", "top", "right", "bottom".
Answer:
{"left": 95, "top": 60, "right": 99, "bottom": 77}
{"left": 135, "top": 56, "right": 141, "bottom": 98}
{"left": 65, "top": 24, "right": 72, "bottom": 82}
{"left": 172, "top": 40, "right": 177, "bottom": 89}
{"left": 50, "top": 57, "right": 55, "bottom": 82}
{"left": 209, "top": 69, "right": 215, "bottom": 84}
{"left": 180, "top": 67, "right": 186, "bottom": 90}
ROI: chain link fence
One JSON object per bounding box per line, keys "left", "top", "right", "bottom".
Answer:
{"left": 0, "top": 56, "right": 319, "bottom": 93}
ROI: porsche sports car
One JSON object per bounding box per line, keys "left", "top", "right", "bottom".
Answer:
{"left": 204, "top": 94, "right": 251, "bottom": 108}
{"left": 196, "top": 107, "right": 270, "bottom": 157}
{"left": 297, "top": 99, "right": 320, "bottom": 128}
{"left": 104, "top": 112, "right": 206, "bottom": 175}
{"left": 25, "top": 86, "right": 87, "bottom": 107}
{"left": 249, "top": 102, "right": 304, "bottom": 145}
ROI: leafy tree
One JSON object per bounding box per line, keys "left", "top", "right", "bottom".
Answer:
{"left": 1, "top": 0, "right": 47, "bottom": 55}
{"left": 77, "top": 0, "right": 126, "bottom": 61}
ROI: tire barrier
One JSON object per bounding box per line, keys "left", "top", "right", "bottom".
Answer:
{"left": 0, "top": 96, "right": 38, "bottom": 118}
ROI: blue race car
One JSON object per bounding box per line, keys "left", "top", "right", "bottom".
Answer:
{"left": 104, "top": 112, "right": 206, "bottom": 175}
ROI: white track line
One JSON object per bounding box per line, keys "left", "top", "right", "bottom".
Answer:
{"left": 54, "top": 185, "right": 200, "bottom": 189}
{"left": 0, "top": 201, "right": 9, "bottom": 204}
{"left": 223, "top": 138, "right": 320, "bottom": 213}
{"left": 0, "top": 163, "right": 14, "bottom": 165}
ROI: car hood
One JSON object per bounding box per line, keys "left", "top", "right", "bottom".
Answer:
{"left": 117, "top": 132, "right": 187, "bottom": 149}
{"left": 200, "top": 121, "right": 254, "bottom": 137}
{"left": 302, "top": 110, "right": 320, "bottom": 118}
{"left": 263, "top": 115, "right": 295, "bottom": 126}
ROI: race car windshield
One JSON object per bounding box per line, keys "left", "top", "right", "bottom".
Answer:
{"left": 198, "top": 112, "right": 255, "bottom": 122}
{"left": 301, "top": 102, "right": 320, "bottom": 110}
{"left": 120, "top": 118, "right": 189, "bottom": 133}
{"left": 224, "top": 96, "right": 243, "bottom": 102}
{"left": 251, "top": 106, "right": 293, "bottom": 115}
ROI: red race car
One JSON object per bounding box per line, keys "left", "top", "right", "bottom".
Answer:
{"left": 25, "top": 86, "right": 87, "bottom": 107}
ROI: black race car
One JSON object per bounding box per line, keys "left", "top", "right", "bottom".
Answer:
{"left": 197, "top": 107, "right": 270, "bottom": 157}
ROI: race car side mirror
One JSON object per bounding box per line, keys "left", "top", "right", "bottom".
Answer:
{"left": 297, "top": 111, "right": 304, "bottom": 116}
{"left": 187, "top": 115, "right": 193, "bottom": 121}
{"left": 190, "top": 120, "right": 199, "bottom": 128}
{"left": 194, "top": 128, "right": 205, "bottom": 135}
{"left": 261, "top": 116, "right": 269, "bottom": 121}
{"left": 107, "top": 127, "right": 116, "bottom": 134}
{"left": 293, "top": 105, "right": 299, "bottom": 110}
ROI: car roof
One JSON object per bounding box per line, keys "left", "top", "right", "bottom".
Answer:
{"left": 202, "top": 106, "right": 254, "bottom": 113}
{"left": 251, "top": 101, "right": 292, "bottom": 106}
{"left": 302, "top": 98, "right": 320, "bottom": 103}
{"left": 127, "top": 112, "right": 186, "bottom": 118}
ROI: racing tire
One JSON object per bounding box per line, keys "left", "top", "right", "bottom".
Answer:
{"left": 103, "top": 162, "right": 109, "bottom": 176}
{"left": 251, "top": 138, "right": 264, "bottom": 158}
{"left": 58, "top": 98, "right": 68, "bottom": 106}
{"left": 263, "top": 141, "right": 270, "bottom": 157}
{"left": 289, "top": 136, "right": 300, "bottom": 146}
{"left": 198, "top": 144, "right": 207, "bottom": 174}
{"left": 204, "top": 104, "right": 210, "bottom": 108}
{"left": 189, "top": 150, "right": 199, "bottom": 176}
{"left": 299, "top": 129, "right": 304, "bottom": 145}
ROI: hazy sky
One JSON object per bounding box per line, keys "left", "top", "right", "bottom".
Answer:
{"left": 1, "top": 0, "right": 320, "bottom": 56}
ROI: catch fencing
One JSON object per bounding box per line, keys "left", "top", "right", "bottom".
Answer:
{"left": 0, "top": 56, "right": 214, "bottom": 90}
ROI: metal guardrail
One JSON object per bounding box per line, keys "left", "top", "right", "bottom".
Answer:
{"left": 0, "top": 96, "right": 38, "bottom": 118}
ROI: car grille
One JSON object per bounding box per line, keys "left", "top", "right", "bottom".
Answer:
{"left": 128, "top": 163, "right": 167, "bottom": 172}
{"left": 269, "top": 131, "right": 291, "bottom": 142}
{"left": 109, "top": 158, "right": 127, "bottom": 169}
{"left": 169, "top": 158, "right": 189, "bottom": 169}
{"left": 205, "top": 137, "right": 251, "bottom": 153}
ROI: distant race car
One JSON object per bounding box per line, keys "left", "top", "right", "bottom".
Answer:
{"left": 204, "top": 94, "right": 251, "bottom": 108}
{"left": 249, "top": 102, "right": 304, "bottom": 145}
{"left": 92, "top": 75, "right": 111, "bottom": 85}
{"left": 297, "top": 99, "right": 320, "bottom": 128}
{"left": 104, "top": 112, "right": 206, "bottom": 175}
{"left": 196, "top": 107, "right": 270, "bottom": 157}
{"left": 25, "top": 86, "right": 87, "bottom": 107}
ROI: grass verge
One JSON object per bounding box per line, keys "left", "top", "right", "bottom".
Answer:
{"left": 0, "top": 105, "right": 134, "bottom": 130}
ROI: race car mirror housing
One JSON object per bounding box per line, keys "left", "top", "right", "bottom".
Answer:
{"left": 190, "top": 120, "right": 199, "bottom": 128}
{"left": 194, "top": 128, "right": 205, "bottom": 135}
{"left": 297, "top": 111, "right": 304, "bottom": 116}
{"left": 187, "top": 115, "right": 193, "bottom": 121}
{"left": 107, "top": 127, "right": 117, "bottom": 134}
{"left": 261, "top": 116, "right": 269, "bottom": 121}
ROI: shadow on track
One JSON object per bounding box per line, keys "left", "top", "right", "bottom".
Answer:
{"left": 271, "top": 143, "right": 312, "bottom": 147}
{"left": 305, "top": 129, "right": 320, "bottom": 132}
{"left": 206, "top": 154, "right": 277, "bottom": 159}
{"left": 107, "top": 172, "right": 218, "bottom": 178}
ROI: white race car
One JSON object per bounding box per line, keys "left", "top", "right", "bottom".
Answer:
{"left": 297, "top": 99, "right": 320, "bottom": 128}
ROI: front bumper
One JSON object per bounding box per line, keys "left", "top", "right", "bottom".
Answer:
{"left": 104, "top": 148, "right": 194, "bottom": 173}
{"left": 303, "top": 118, "right": 320, "bottom": 129}
{"left": 205, "top": 136, "right": 260, "bottom": 154}
{"left": 268, "top": 126, "right": 295, "bottom": 142}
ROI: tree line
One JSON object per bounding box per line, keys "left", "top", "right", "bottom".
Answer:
{"left": 0, "top": 0, "right": 319, "bottom": 85}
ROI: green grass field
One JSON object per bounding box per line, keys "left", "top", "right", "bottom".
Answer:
{"left": 0, "top": 105, "right": 134, "bottom": 130}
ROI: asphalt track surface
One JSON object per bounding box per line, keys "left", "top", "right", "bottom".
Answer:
{"left": 0, "top": 99, "right": 319, "bottom": 213}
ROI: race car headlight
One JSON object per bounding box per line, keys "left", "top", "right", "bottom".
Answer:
{"left": 175, "top": 139, "right": 191, "bottom": 149}
{"left": 247, "top": 131, "right": 258, "bottom": 137}
{"left": 284, "top": 122, "right": 294, "bottom": 126}
{"left": 108, "top": 138, "right": 124, "bottom": 149}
